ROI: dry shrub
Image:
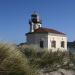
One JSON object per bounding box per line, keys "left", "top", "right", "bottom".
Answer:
{"left": 0, "top": 43, "right": 36, "bottom": 75}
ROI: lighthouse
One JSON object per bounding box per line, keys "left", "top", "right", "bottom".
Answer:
{"left": 29, "top": 12, "right": 42, "bottom": 32}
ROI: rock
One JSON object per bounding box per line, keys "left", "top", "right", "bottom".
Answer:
{"left": 39, "top": 68, "right": 75, "bottom": 75}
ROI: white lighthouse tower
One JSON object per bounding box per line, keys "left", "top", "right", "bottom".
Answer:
{"left": 29, "top": 12, "right": 42, "bottom": 32}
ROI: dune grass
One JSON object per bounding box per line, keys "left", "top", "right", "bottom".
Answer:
{"left": 0, "top": 43, "right": 36, "bottom": 75}
{"left": 0, "top": 43, "right": 75, "bottom": 75}
{"left": 19, "top": 45, "right": 75, "bottom": 71}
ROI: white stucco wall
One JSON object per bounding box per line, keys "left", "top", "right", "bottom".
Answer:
{"left": 48, "top": 33, "right": 67, "bottom": 51}
{"left": 26, "top": 33, "right": 67, "bottom": 51}
{"left": 26, "top": 33, "right": 48, "bottom": 49}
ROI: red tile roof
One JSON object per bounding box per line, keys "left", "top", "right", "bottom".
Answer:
{"left": 34, "top": 27, "right": 65, "bottom": 35}
{"left": 26, "top": 27, "right": 65, "bottom": 35}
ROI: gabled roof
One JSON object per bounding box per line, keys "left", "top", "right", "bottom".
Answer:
{"left": 34, "top": 27, "right": 65, "bottom": 35}
{"left": 26, "top": 27, "right": 66, "bottom": 35}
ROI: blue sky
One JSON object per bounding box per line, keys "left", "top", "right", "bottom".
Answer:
{"left": 0, "top": 0, "right": 75, "bottom": 44}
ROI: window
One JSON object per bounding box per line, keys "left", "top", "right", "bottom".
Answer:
{"left": 51, "top": 41, "right": 56, "bottom": 48}
{"left": 40, "top": 40, "right": 44, "bottom": 48}
{"left": 38, "top": 25, "right": 40, "bottom": 28}
{"left": 61, "top": 41, "right": 65, "bottom": 48}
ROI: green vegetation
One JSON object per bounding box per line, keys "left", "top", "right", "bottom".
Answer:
{"left": 19, "top": 45, "right": 75, "bottom": 70}
{"left": 0, "top": 43, "right": 36, "bottom": 75}
{"left": 0, "top": 43, "right": 75, "bottom": 75}
{"left": 68, "top": 41, "right": 75, "bottom": 48}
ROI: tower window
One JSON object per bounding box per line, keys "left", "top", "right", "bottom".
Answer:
{"left": 40, "top": 40, "right": 44, "bottom": 48}
{"left": 61, "top": 41, "right": 65, "bottom": 48}
{"left": 38, "top": 25, "right": 40, "bottom": 28}
{"left": 51, "top": 41, "right": 56, "bottom": 48}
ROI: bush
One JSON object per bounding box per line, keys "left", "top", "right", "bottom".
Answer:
{"left": 19, "top": 45, "right": 70, "bottom": 70}
{"left": 0, "top": 43, "right": 36, "bottom": 75}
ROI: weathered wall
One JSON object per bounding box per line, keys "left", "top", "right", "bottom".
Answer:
{"left": 48, "top": 33, "right": 67, "bottom": 51}
{"left": 26, "top": 33, "right": 67, "bottom": 51}
{"left": 26, "top": 33, "right": 48, "bottom": 49}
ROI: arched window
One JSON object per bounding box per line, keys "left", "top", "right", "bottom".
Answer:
{"left": 51, "top": 41, "right": 56, "bottom": 48}
{"left": 38, "top": 25, "right": 40, "bottom": 28}
{"left": 40, "top": 40, "right": 44, "bottom": 48}
{"left": 61, "top": 41, "right": 65, "bottom": 48}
